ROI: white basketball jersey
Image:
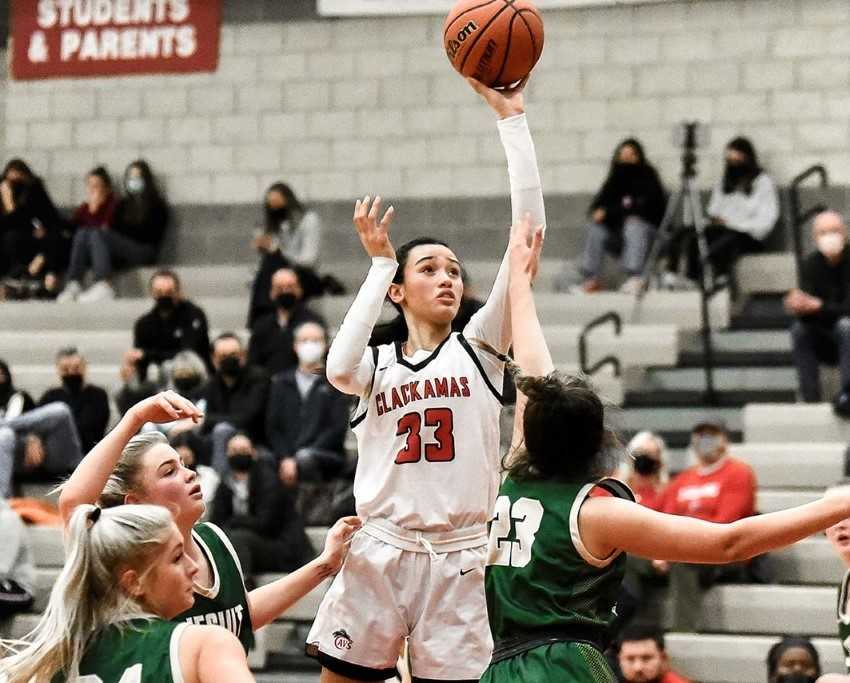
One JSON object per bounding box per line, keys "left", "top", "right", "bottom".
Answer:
{"left": 350, "top": 333, "right": 503, "bottom": 532}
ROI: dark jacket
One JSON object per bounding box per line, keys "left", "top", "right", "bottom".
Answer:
{"left": 112, "top": 195, "right": 169, "bottom": 249}
{"left": 590, "top": 163, "right": 667, "bottom": 231}
{"left": 0, "top": 177, "right": 63, "bottom": 235}
{"left": 247, "top": 304, "right": 325, "bottom": 376}
{"left": 210, "top": 453, "right": 303, "bottom": 539}
{"left": 202, "top": 365, "right": 269, "bottom": 443}
{"left": 133, "top": 299, "right": 211, "bottom": 371}
{"left": 800, "top": 247, "right": 850, "bottom": 326}
{"left": 39, "top": 384, "right": 109, "bottom": 452}
{"left": 265, "top": 370, "right": 349, "bottom": 477}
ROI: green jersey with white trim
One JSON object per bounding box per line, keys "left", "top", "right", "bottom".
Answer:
{"left": 485, "top": 477, "right": 633, "bottom": 645}
{"left": 838, "top": 570, "right": 850, "bottom": 672}
{"left": 177, "top": 522, "right": 254, "bottom": 652}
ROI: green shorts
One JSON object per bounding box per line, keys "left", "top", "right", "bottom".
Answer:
{"left": 480, "top": 641, "right": 615, "bottom": 683}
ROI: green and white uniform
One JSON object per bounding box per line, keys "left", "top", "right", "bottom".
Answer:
{"left": 482, "top": 477, "right": 633, "bottom": 683}
{"left": 838, "top": 569, "right": 850, "bottom": 672}
{"left": 59, "top": 619, "right": 186, "bottom": 682}
{"left": 178, "top": 522, "right": 254, "bottom": 652}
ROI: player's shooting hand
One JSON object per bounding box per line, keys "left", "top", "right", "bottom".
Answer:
{"left": 354, "top": 195, "right": 396, "bottom": 261}
{"left": 320, "top": 516, "right": 363, "bottom": 574}
{"left": 509, "top": 212, "right": 544, "bottom": 283}
{"left": 465, "top": 75, "right": 527, "bottom": 119}
{"left": 129, "top": 390, "right": 203, "bottom": 427}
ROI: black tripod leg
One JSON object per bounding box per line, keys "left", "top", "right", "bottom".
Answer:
{"left": 637, "top": 189, "right": 684, "bottom": 299}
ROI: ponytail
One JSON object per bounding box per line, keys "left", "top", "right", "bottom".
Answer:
{"left": 0, "top": 504, "right": 173, "bottom": 683}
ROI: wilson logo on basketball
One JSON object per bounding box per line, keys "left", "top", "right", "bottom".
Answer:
{"left": 333, "top": 629, "right": 353, "bottom": 650}
{"left": 446, "top": 20, "right": 478, "bottom": 60}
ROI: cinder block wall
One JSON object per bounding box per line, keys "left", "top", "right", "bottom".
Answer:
{"left": 3, "top": 0, "right": 849, "bottom": 212}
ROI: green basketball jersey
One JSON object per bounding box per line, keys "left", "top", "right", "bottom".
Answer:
{"left": 485, "top": 476, "right": 632, "bottom": 648}
{"left": 59, "top": 619, "right": 186, "bottom": 682}
{"left": 177, "top": 522, "right": 254, "bottom": 652}
{"left": 839, "top": 570, "right": 850, "bottom": 673}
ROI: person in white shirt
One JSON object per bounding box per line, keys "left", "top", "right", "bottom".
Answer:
{"left": 305, "top": 76, "right": 546, "bottom": 682}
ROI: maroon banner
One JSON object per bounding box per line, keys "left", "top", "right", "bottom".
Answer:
{"left": 11, "top": 0, "right": 221, "bottom": 80}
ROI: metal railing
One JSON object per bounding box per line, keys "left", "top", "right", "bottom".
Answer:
{"left": 578, "top": 311, "right": 622, "bottom": 378}
{"left": 787, "top": 165, "right": 829, "bottom": 285}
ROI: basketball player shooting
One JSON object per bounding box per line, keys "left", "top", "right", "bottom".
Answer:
{"left": 304, "top": 75, "right": 545, "bottom": 682}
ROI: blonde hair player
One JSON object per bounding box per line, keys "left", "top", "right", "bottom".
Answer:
{"left": 481, "top": 215, "right": 850, "bottom": 682}
{"left": 305, "top": 76, "right": 546, "bottom": 682}
{"left": 0, "top": 504, "right": 253, "bottom": 683}
{"left": 57, "top": 392, "right": 360, "bottom": 654}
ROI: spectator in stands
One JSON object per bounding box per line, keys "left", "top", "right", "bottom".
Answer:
{"left": 0, "top": 159, "right": 65, "bottom": 298}
{"left": 203, "top": 333, "right": 269, "bottom": 474}
{"left": 667, "top": 137, "right": 779, "bottom": 289}
{"left": 767, "top": 636, "right": 821, "bottom": 683}
{"left": 58, "top": 166, "right": 119, "bottom": 302}
{"left": 131, "top": 269, "right": 212, "bottom": 380}
{"left": 248, "top": 182, "right": 324, "bottom": 326}
{"left": 266, "top": 321, "right": 349, "bottom": 487}
{"left": 785, "top": 211, "right": 850, "bottom": 415}
{"left": 210, "top": 432, "right": 312, "bottom": 579}
{"left": 578, "top": 138, "right": 666, "bottom": 294}
{"left": 659, "top": 418, "right": 760, "bottom": 630}
{"left": 620, "top": 430, "right": 669, "bottom": 510}
{"left": 0, "top": 500, "right": 34, "bottom": 617}
{"left": 0, "top": 359, "right": 34, "bottom": 419}
{"left": 248, "top": 267, "right": 325, "bottom": 375}
{"left": 0, "top": 400, "right": 83, "bottom": 498}
{"left": 111, "top": 159, "right": 169, "bottom": 260}
{"left": 616, "top": 624, "right": 690, "bottom": 683}
{"left": 38, "top": 347, "right": 109, "bottom": 453}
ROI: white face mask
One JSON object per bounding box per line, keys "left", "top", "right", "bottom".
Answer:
{"left": 295, "top": 340, "right": 325, "bottom": 365}
{"left": 817, "top": 232, "right": 845, "bottom": 257}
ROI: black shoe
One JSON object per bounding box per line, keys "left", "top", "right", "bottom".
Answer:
{"left": 0, "top": 578, "right": 34, "bottom": 617}
{"left": 833, "top": 391, "right": 850, "bottom": 418}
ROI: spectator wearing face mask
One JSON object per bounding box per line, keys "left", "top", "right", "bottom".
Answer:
{"left": 132, "top": 270, "right": 212, "bottom": 381}
{"left": 785, "top": 211, "right": 850, "bottom": 416}
{"left": 203, "top": 333, "right": 269, "bottom": 475}
{"left": 247, "top": 267, "right": 325, "bottom": 376}
{"left": 57, "top": 166, "right": 119, "bottom": 303}
{"left": 766, "top": 636, "right": 822, "bottom": 683}
{"left": 0, "top": 158, "right": 65, "bottom": 298}
{"left": 615, "top": 624, "right": 690, "bottom": 683}
{"left": 266, "top": 322, "right": 350, "bottom": 489}
{"left": 247, "top": 183, "right": 324, "bottom": 327}
{"left": 579, "top": 138, "right": 667, "bottom": 294}
{"left": 210, "top": 432, "right": 312, "bottom": 579}
{"left": 38, "top": 347, "right": 109, "bottom": 454}
{"left": 658, "top": 419, "right": 761, "bottom": 631}
{"left": 0, "top": 360, "right": 34, "bottom": 420}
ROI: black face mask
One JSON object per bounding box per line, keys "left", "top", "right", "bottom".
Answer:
{"left": 268, "top": 207, "right": 289, "bottom": 224}
{"left": 219, "top": 356, "right": 242, "bottom": 378}
{"left": 275, "top": 292, "right": 298, "bottom": 311}
{"left": 173, "top": 376, "right": 201, "bottom": 395}
{"left": 154, "top": 296, "right": 176, "bottom": 315}
{"left": 633, "top": 453, "right": 661, "bottom": 476}
{"left": 229, "top": 453, "right": 254, "bottom": 472}
{"left": 776, "top": 674, "right": 817, "bottom": 683}
{"left": 62, "top": 374, "right": 83, "bottom": 393}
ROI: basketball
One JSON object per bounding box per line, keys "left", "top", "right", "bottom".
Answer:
{"left": 443, "top": 0, "right": 544, "bottom": 89}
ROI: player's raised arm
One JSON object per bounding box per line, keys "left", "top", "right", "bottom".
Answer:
{"left": 57, "top": 391, "right": 202, "bottom": 525}
{"left": 325, "top": 195, "right": 397, "bottom": 396}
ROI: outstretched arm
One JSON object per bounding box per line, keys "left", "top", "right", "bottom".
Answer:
{"left": 325, "top": 196, "right": 397, "bottom": 396}
{"left": 57, "top": 392, "right": 202, "bottom": 525}
{"left": 581, "top": 487, "right": 850, "bottom": 564}
{"left": 247, "top": 517, "right": 361, "bottom": 629}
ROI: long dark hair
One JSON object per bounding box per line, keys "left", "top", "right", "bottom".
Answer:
{"left": 87, "top": 166, "right": 113, "bottom": 192}
{"left": 264, "top": 182, "right": 305, "bottom": 232}
{"left": 722, "top": 136, "right": 762, "bottom": 195}
{"left": 369, "top": 236, "right": 454, "bottom": 346}
{"left": 2, "top": 158, "right": 36, "bottom": 182}
{"left": 119, "top": 159, "right": 167, "bottom": 228}
{"left": 503, "top": 370, "right": 620, "bottom": 482}
{"left": 608, "top": 138, "right": 648, "bottom": 171}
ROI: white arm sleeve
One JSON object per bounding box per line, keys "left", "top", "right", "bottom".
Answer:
{"left": 464, "top": 113, "right": 545, "bottom": 389}
{"left": 325, "top": 257, "right": 397, "bottom": 396}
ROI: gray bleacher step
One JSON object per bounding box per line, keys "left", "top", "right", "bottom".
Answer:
{"left": 615, "top": 406, "right": 741, "bottom": 435}
{"left": 666, "top": 633, "right": 842, "bottom": 683}
{"left": 255, "top": 574, "right": 331, "bottom": 623}
{"left": 735, "top": 253, "right": 796, "bottom": 296}
{"left": 745, "top": 403, "right": 850, "bottom": 443}
{"left": 771, "top": 538, "right": 847, "bottom": 585}
{"left": 545, "top": 324, "right": 679, "bottom": 369}
{"left": 638, "top": 367, "right": 798, "bottom": 393}
{"left": 624, "top": 389, "right": 797, "bottom": 408}
{"left": 29, "top": 526, "right": 64, "bottom": 567}
{"left": 735, "top": 442, "right": 844, "bottom": 489}
{"left": 758, "top": 489, "right": 821, "bottom": 513}
{"left": 678, "top": 329, "right": 792, "bottom": 368}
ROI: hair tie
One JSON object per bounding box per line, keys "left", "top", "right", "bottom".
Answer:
{"left": 88, "top": 506, "right": 102, "bottom": 524}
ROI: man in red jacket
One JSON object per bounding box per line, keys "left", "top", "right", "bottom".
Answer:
{"left": 658, "top": 418, "right": 760, "bottom": 631}
{"left": 617, "top": 624, "right": 690, "bottom": 683}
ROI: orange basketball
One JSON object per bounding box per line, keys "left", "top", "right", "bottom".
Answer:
{"left": 443, "top": 0, "right": 544, "bottom": 89}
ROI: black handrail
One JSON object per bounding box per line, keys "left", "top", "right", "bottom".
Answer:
{"left": 579, "top": 311, "right": 622, "bottom": 377}
{"left": 787, "top": 164, "right": 829, "bottom": 284}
